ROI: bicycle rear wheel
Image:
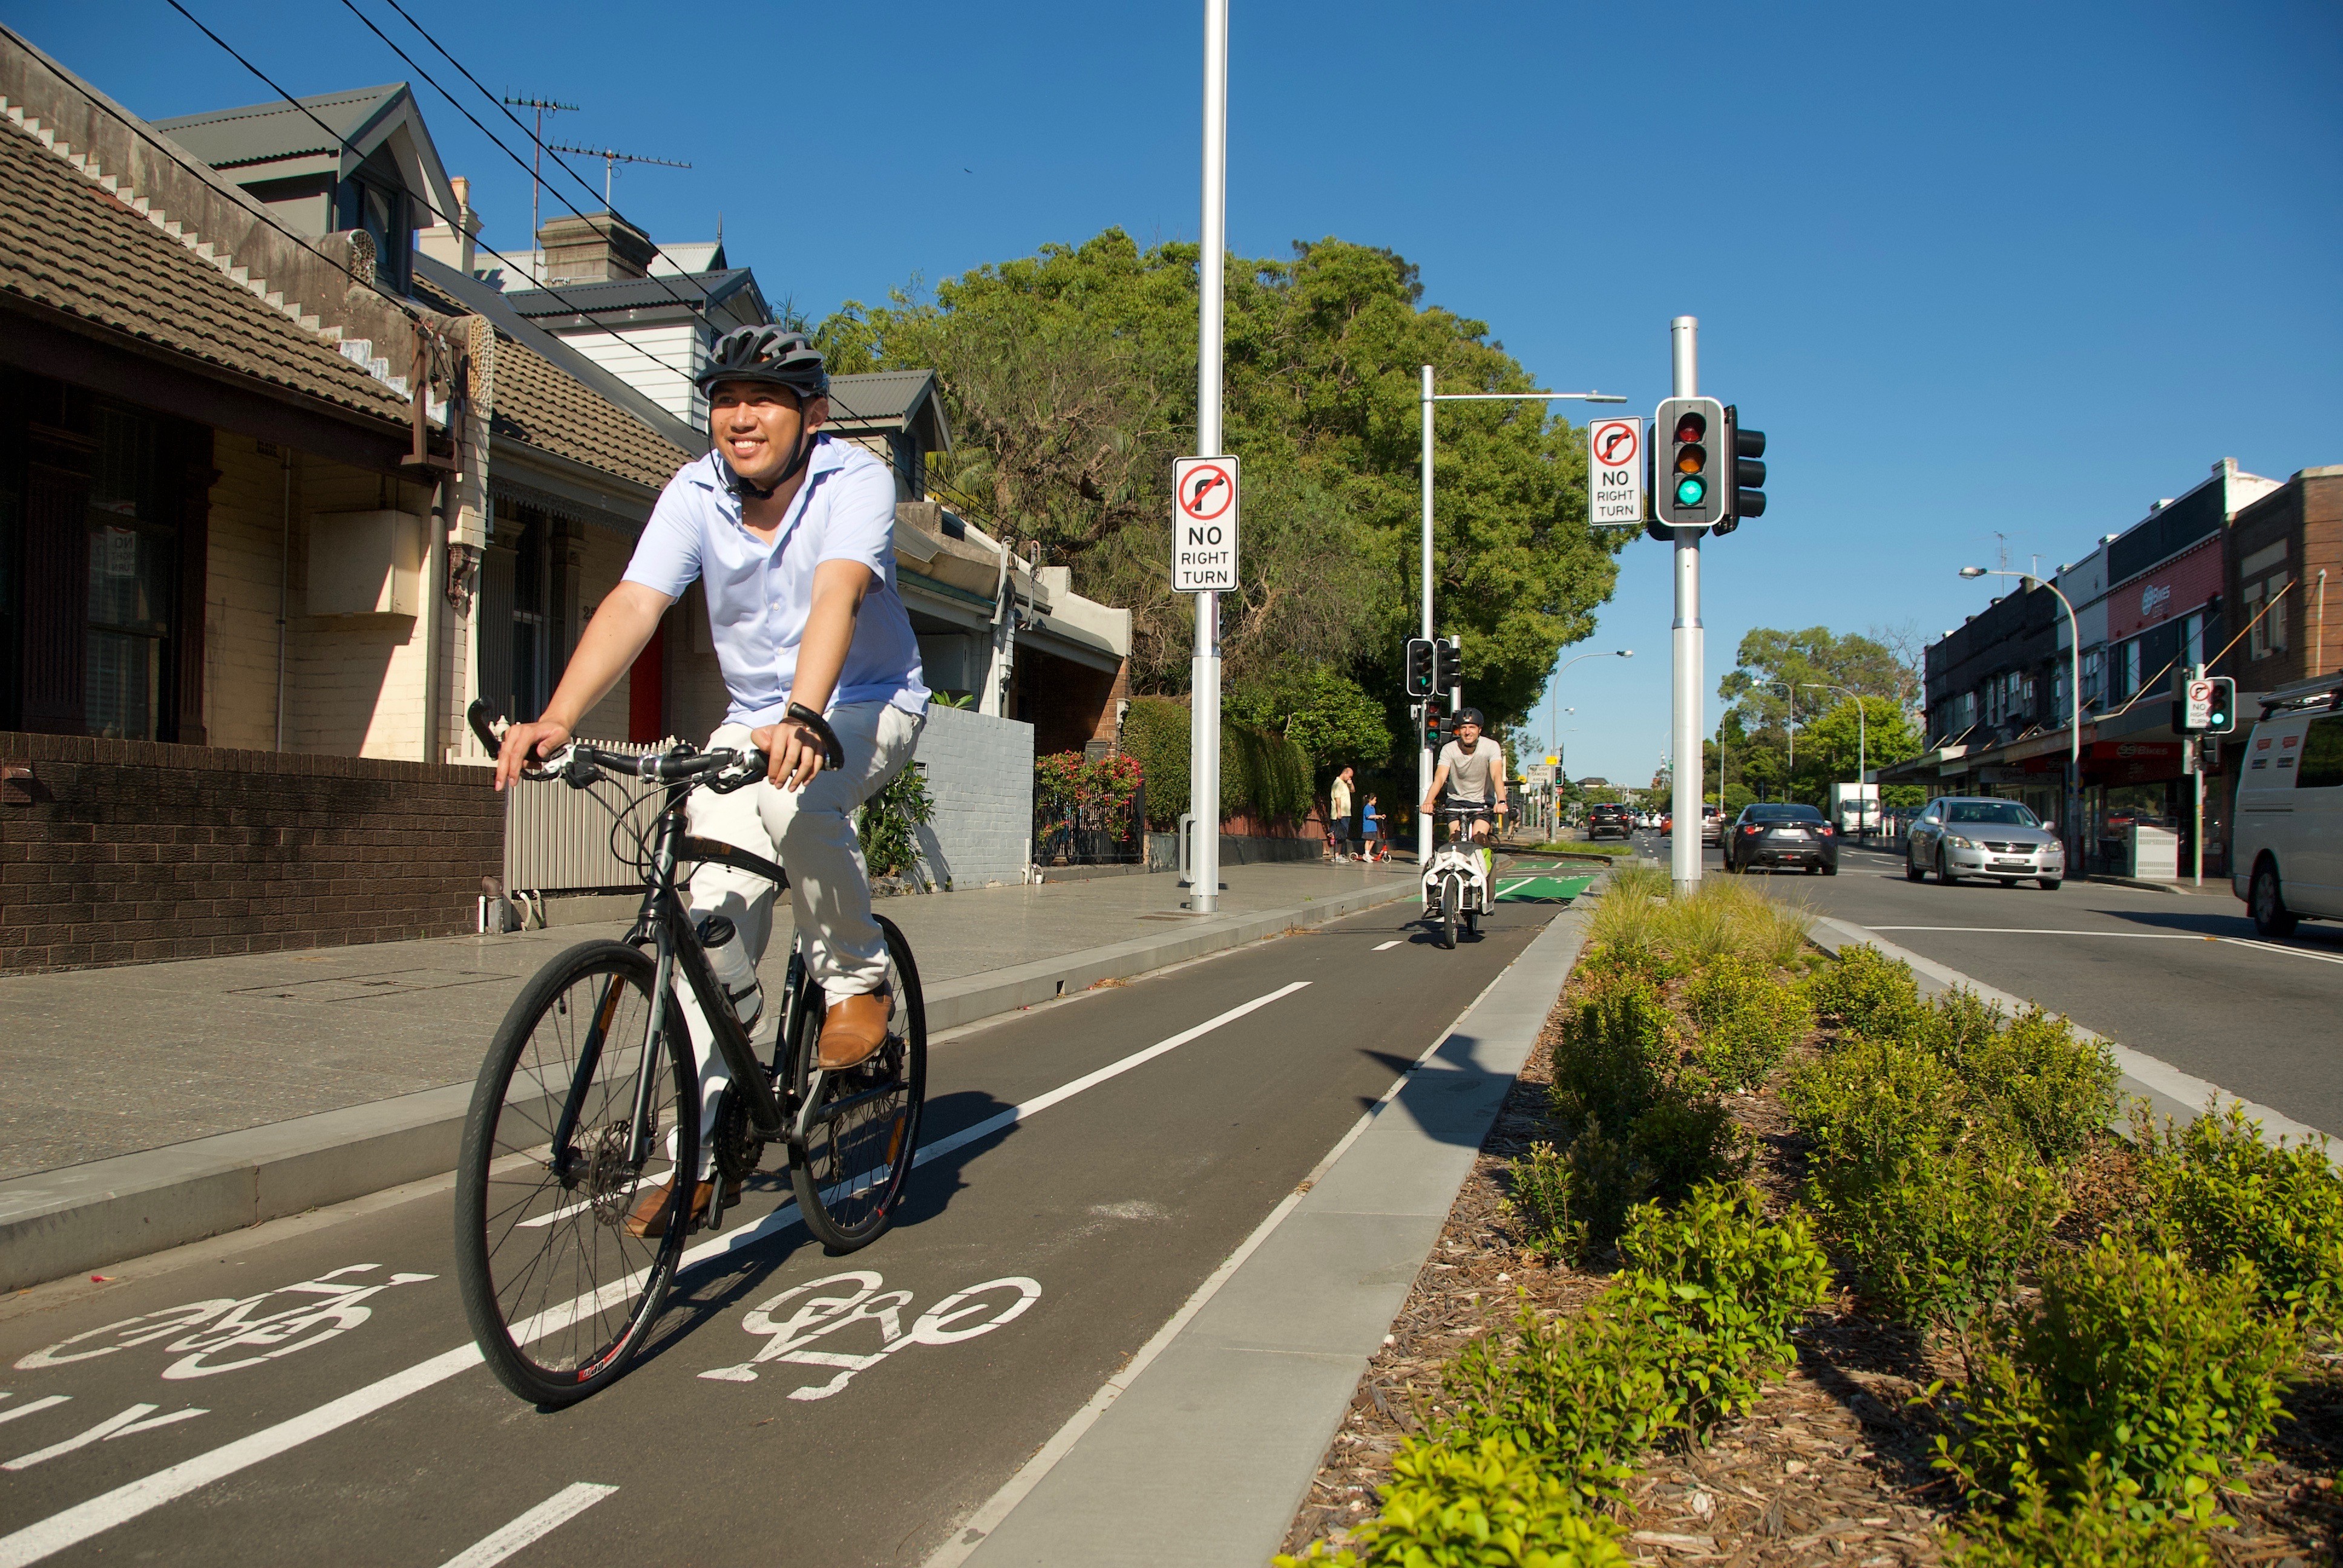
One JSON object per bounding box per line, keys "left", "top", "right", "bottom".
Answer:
{"left": 453, "top": 940, "right": 696, "bottom": 1405}
{"left": 789, "top": 915, "right": 926, "bottom": 1252}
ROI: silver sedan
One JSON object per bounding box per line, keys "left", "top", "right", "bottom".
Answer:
{"left": 1905, "top": 796, "right": 2066, "bottom": 890}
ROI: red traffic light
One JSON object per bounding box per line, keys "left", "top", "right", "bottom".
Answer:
{"left": 1672, "top": 411, "right": 1707, "bottom": 444}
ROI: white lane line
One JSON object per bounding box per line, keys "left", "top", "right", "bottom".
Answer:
{"left": 1866, "top": 926, "right": 2343, "bottom": 967}
{"left": 0, "top": 981, "right": 1314, "bottom": 1568}
{"left": 436, "top": 1483, "right": 617, "bottom": 1568}
{"left": 0, "top": 1396, "right": 69, "bottom": 1428}
{"left": 1371, "top": 940, "right": 1401, "bottom": 952}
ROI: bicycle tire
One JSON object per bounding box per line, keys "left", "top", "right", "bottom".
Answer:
{"left": 453, "top": 940, "right": 696, "bottom": 1406}
{"left": 1441, "top": 876, "right": 1459, "bottom": 949}
{"left": 789, "top": 915, "right": 926, "bottom": 1252}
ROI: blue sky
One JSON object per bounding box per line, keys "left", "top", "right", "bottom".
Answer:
{"left": 16, "top": 1, "right": 2340, "bottom": 784}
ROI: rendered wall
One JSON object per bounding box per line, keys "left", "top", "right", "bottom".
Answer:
{"left": 908, "top": 704, "right": 1032, "bottom": 890}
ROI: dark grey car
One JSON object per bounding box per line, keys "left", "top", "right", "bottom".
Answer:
{"left": 1904, "top": 796, "right": 2066, "bottom": 889}
{"left": 1723, "top": 803, "right": 1839, "bottom": 875}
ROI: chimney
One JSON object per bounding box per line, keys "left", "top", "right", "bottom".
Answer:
{"left": 535, "top": 210, "right": 654, "bottom": 284}
{"left": 416, "top": 175, "right": 481, "bottom": 276}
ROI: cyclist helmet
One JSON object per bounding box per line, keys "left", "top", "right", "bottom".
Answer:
{"left": 1453, "top": 707, "right": 1485, "bottom": 727}
{"left": 698, "top": 326, "right": 828, "bottom": 399}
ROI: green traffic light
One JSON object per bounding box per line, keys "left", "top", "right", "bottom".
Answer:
{"left": 1675, "top": 475, "right": 1706, "bottom": 507}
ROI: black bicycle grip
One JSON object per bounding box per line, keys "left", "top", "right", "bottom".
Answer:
{"left": 785, "top": 704, "right": 848, "bottom": 772}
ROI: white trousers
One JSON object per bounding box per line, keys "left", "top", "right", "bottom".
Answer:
{"left": 667, "top": 701, "right": 924, "bottom": 1175}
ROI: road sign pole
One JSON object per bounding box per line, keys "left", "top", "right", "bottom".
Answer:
{"left": 1670, "top": 316, "right": 1703, "bottom": 896}
{"left": 2191, "top": 662, "right": 2205, "bottom": 889}
{"left": 1419, "top": 363, "right": 1435, "bottom": 866}
{"left": 1188, "top": 0, "right": 1230, "bottom": 914}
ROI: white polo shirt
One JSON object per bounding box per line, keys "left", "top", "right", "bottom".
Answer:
{"left": 623, "top": 436, "right": 929, "bottom": 725}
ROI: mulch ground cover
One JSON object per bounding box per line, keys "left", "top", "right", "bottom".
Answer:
{"left": 1282, "top": 973, "right": 2343, "bottom": 1566}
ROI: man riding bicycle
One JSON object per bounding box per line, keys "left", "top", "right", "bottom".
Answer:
{"left": 494, "top": 325, "right": 928, "bottom": 1235}
{"left": 1421, "top": 708, "right": 1508, "bottom": 861}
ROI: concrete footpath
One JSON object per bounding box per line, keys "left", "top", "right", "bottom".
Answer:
{"left": 0, "top": 858, "right": 1419, "bottom": 1292}
{"left": 939, "top": 895, "right": 1591, "bottom": 1567}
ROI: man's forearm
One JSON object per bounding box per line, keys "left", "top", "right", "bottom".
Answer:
{"left": 787, "top": 561, "right": 874, "bottom": 714}
{"left": 540, "top": 583, "right": 670, "bottom": 729}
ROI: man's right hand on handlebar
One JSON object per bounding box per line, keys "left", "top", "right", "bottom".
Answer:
{"left": 494, "top": 718, "right": 574, "bottom": 792}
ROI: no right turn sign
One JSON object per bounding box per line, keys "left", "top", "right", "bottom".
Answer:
{"left": 1588, "top": 418, "right": 1644, "bottom": 526}
{"left": 1172, "top": 456, "right": 1239, "bottom": 592}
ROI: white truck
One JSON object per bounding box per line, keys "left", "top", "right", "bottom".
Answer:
{"left": 1829, "top": 782, "right": 1880, "bottom": 837}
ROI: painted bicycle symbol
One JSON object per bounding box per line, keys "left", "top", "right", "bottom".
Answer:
{"left": 699, "top": 1269, "right": 1041, "bottom": 1401}
{"left": 15, "top": 1264, "right": 437, "bottom": 1380}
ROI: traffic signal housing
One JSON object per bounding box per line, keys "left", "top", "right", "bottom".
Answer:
{"left": 1403, "top": 637, "right": 1435, "bottom": 697}
{"left": 1713, "top": 406, "right": 1766, "bottom": 536}
{"left": 2178, "top": 676, "right": 2238, "bottom": 734}
{"left": 1435, "top": 636, "right": 1462, "bottom": 695}
{"left": 1654, "top": 396, "right": 1727, "bottom": 529}
{"left": 2207, "top": 676, "right": 2236, "bottom": 734}
{"left": 1424, "top": 696, "right": 1447, "bottom": 751}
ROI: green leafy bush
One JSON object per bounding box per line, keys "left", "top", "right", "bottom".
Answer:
{"left": 1117, "top": 697, "right": 1309, "bottom": 828}
{"left": 1119, "top": 696, "right": 1190, "bottom": 829}
{"left": 1502, "top": 1142, "right": 1574, "bottom": 1258}
{"left": 1962, "top": 1007, "right": 2119, "bottom": 1167}
{"left": 857, "top": 760, "right": 935, "bottom": 880}
{"left": 2137, "top": 1102, "right": 2343, "bottom": 1328}
{"left": 1440, "top": 1300, "right": 1676, "bottom": 1501}
{"left": 1686, "top": 955, "right": 1814, "bottom": 1090}
{"left": 1913, "top": 987, "right": 2005, "bottom": 1077}
{"left": 1803, "top": 944, "right": 1924, "bottom": 1039}
{"left": 1273, "top": 1437, "right": 1630, "bottom": 1568}
{"left": 1936, "top": 1239, "right": 2298, "bottom": 1517}
{"left": 1547, "top": 972, "right": 1677, "bottom": 1134}
{"left": 1628, "top": 1094, "right": 1742, "bottom": 1205}
{"left": 1816, "top": 1143, "right": 2063, "bottom": 1327}
{"left": 1944, "top": 1459, "right": 2218, "bottom": 1567}
{"left": 1785, "top": 1033, "right": 1968, "bottom": 1182}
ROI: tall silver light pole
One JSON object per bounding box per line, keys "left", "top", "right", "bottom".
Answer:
{"left": 1962, "top": 566, "right": 2083, "bottom": 872}
{"left": 1669, "top": 316, "right": 1703, "bottom": 894}
{"left": 1418, "top": 373, "right": 1625, "bottom": 863}
{"left": 1188, "top": 0, "right": 1229, "bottom": 914}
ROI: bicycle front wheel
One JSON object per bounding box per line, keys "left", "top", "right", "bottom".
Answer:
{"left": 789, "top": 915, "right": 927, "bottom": 1252}
{"left": 453, "top": 940, "right": 697, "bottom": 1405}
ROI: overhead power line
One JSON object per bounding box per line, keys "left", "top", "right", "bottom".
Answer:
{"left": 546, "top": 142, "right": 690, "bottom": 207}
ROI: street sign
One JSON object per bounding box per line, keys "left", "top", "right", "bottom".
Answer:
{"left": 1588, "top": 418, "right": 1644, "bottom": 525}
{"left": 1172, "top": 456, "right": 1239, "bottom": 591}
{"left": 2181, "top": 676, "right": 2215, "bottom": 731}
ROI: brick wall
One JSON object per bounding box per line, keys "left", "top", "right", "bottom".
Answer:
{"left": 909, "top": 704, "right": 1033, "bottom": 889}
{"left": 1, "top": 731, "right": 502, "bottom": 973}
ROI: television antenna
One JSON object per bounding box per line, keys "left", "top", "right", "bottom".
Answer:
{"left": 500, "top": 96, "right": 577, "bottom": 269}
{"left": 548, "top": 143, "right": 692, "bottom": 207}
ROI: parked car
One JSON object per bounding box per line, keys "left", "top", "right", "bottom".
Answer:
{"left": 2232, "top": 682, "right": 2343, "bottom": 937}
{"left": 1586, "top": 802, "right": 1633, "bottom": 840}
{"left": 1904, "top": 796, "right": 2064, "bottom": 889}
{"left": 1723, "top": 803, "right": 1838, "bottom": 875}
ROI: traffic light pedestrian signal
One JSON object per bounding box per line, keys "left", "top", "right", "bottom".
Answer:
{"left": 1403, "top": 637, "right": 1435, "bottom": 696}
{"left": 1654, "top": 396, "right": 1727, "bottom": 529}
{"left": 1714, "top": 406, "right": 1766, "bottom": 536}
{"left": 1435, "top": 638, "right": 1462, "bottom": 693}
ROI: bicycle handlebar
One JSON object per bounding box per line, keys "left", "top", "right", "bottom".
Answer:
{"left": 467, "top": 698, "right": 799, "bottom": 793}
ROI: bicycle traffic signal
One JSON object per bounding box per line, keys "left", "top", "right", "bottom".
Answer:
{"left": 1435, "top": 637, "right": 1462, "bottom": 694}
{"left": 1403, "top": 637, "right": 1435, "bottom": 696}
{"left": 1654, "top": 397, "right": 1727, "bottom": 529}
{"left": 1712, "top": 406, "right": 1767, "bottom": 536}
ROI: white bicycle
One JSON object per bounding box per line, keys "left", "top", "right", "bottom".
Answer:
{"left": 1422, "top": 803, "right": 1496, "bottom": 949}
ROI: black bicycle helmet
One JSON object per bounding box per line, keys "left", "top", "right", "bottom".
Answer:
{"left": 698, "top": 325, "right": 829, "bottom": 399}
{"left": 1454, "top": 707, "right": 1485, "bottom": 727}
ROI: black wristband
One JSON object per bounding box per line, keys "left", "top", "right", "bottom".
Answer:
{"left": 785, "top": 703, "right": 847, "bottom": 771}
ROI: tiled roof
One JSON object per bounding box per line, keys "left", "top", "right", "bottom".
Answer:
{"left": 154, "top": 84, "right": 402, "bottom": 169}
{"left": 487, "top": 331, "right": 689, "bottom": 493}
{"left": 0, "top": 108, "right": 411, "bottom": 426}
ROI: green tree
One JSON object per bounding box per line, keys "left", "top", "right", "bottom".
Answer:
{"left": 818, "top": 230, "right": 1622, "bottom": 765}
{"left": 1717, "top": 627, "right": 1912, "bottom": 736}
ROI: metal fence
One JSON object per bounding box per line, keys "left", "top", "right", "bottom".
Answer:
{"left": 1033, "top": 783, "right": 1145, "bottom": 867}
{"left": 503, "top": 738, "right": 661, "bottom": 893}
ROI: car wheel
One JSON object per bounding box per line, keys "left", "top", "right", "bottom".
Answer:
{"left": 2039, "top": 878, "right": 2062, "bottom": 890}
{"left": 1938, "top": 848, "right": 1960, "bottom": 886}
{"left": 2252, "top": 861, "right": 2299, "bottom": 939}
{"left": 1905, "top": 855, "right": 1925, "bottom": 883}
{"left": 1823, "top": 861, "right": 1838, "bottom": 877}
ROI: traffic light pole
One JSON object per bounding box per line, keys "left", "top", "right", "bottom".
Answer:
{"left": 1669, "top": 316, "right": 1704, "bottom": 896}
{"left": 1188, "top": 0, "right": 1228, "bottom": 915}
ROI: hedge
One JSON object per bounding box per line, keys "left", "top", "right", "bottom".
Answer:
{"left": 1119, "top": 694, "right": 1311, "bottom": 830}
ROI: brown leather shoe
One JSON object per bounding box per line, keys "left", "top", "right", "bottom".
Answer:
{"left": 817, "top": 988, "right": 892, "bottom": 1071}
{"left": 621, "top": 1174, "right": 716, "bottom": 1239}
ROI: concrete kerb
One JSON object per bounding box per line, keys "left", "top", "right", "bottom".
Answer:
{"left": 1806, "top": 915, "right": 2341, "bottom": 1171}
{"left": 945, "top": 902, "right": 1593, "bottom": 1568}
{"left": 0, "top": 877, "right": 1426, "bottom": 1294}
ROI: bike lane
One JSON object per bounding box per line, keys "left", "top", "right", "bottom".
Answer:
{"left": 0, "top": 883, "right": 1563, "bottom": 1567}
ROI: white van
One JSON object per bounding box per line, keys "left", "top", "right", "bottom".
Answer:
{"left": 2232, "top": 677, "right": 2343, "bottom": 937}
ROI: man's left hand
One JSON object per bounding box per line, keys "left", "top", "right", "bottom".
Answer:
{"left": 750, "top": 717, "right": 825, "bottom": 791}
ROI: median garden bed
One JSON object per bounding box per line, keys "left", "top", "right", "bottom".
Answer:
{"left": 1279, "top": 869, "right": 2343, "bottom": 1567}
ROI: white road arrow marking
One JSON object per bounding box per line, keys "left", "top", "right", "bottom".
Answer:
{"left": 434, "top": 1483, "right": 617, "bottom": 1568}
{"left": 4, "top": 1405, "right": 206, "bottom": 1471}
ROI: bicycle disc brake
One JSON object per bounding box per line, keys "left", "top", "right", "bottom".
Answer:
{"left": 580, "top": 1121, "right": 643, "bottom": 1227}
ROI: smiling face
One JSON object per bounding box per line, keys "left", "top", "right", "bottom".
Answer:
{"left": 708, "top": 381, "right": 828, "bottom": 488}
{"left": 1454, "top": 719, "right": 1482, "bottom": 748}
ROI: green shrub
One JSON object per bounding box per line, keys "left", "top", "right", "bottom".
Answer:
{"left": 1550, "top": 1120, "right": 1643, "bottom": 1260}
{"left": 2137, "top": 1102, "right": 2343, "bottom": 1328}
{"left": 1964, "top": 1007, "right": 2119, "bottom": 1168}
{"left": 1803, "top": 944, "right": 1924, "bottom": 1039}
{"left": 1502, "top": 1142, "right": 1573, "bottom": 1258}
{"left": 1441, "top": 1296, "right": 1677, "bottom": 1497}
{"left": 1548, "top": 972, "right": 1677, "bottom": 1134}
{"left": 1686, "top": 955, "right": 1814, "bottom": 1090}
{"left": 1944, "top": 1460, "right": 2218, "bottom": 1567}
{"left": 1816, "top": 1142, "right": 2063, "bottom": 1328}
{"left": 1116, "top": 697, "right": 1311, "bottom": 828}
{"left": 1785, "top": 1033, "right": 1968, "bottom": 1182}
{"left": 1936, "top": 1239, "right": 2298, "bottom": 1517}
{"left": 1273, "top": 1437, "right": 1630, "bottom": 1567}
{"left": 1617, "top": 1182, "right": 1833, "bottom": 1426}
{"left": 1119, "top": 696, "right": 1190, "bottom": 829}
{"left": 1913, "top": 987, "right": 2006, "bottom": 1077}
{"left": 1628, "top": 1093, "right": 1742, "bottom": 1204}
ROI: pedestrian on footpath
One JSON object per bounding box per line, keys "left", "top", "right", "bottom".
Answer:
{"left": 1329, "top": 765, "right": 1355, "bottom": 863}
{"left": 1360, "top": 793, "right": 1383, "bottom": 863}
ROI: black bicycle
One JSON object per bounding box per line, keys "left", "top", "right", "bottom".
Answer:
{"left": 452, "top": 701, "right": 926, "bottom": 1406}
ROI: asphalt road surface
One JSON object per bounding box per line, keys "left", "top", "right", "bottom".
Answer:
{"left": 1636, "top": 828, "right": 2343, "bottom": 1139}
{"left": 0, "top": 877, "right": 1567, "bottom": 1568}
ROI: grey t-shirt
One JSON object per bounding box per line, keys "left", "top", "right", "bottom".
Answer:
{"left": 1438, "top": 739, "right": 1498, "bottom": 802}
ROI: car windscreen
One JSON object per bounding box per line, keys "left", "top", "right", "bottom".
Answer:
{"left": 1945, "top": 801, "right": 2040, "bottom": 826}
{"left": 1745, "top": 806, "right": 1823, "bottom": 822}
